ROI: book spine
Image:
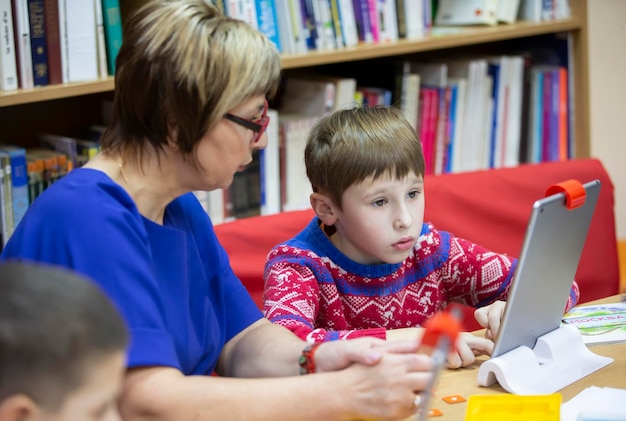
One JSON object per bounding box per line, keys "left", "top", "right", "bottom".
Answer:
{"left": 0, "top": 155, "right": 13, "bottom": 244}
{"left": 445, "top": 82, "right": 458, "bottom": 173}
{"left": 329, "top": 0, "right": 343, "bottom": 48}
{"left": 541, "top": 69, "right": 552, "bottom": 162}
{"left": 255, "top": 0, "right": 282, "bottom": 52}
{"left": 418, "top": 88, "right": 431, "bottom": 174}
{"left": 93, "top": 0, "right": 108, "bottom": 79}
{"left": 64, "top": 0, "right": 98, "bottom": 82}
{"left": 11, "top": 0, "right": 33, "bottom": 88}
{"left": 0, "top": 0, "right": 18, "bottom": 90}
{"left": 366, "top": 0, "right": 378, "bottom": 42}
{"left": 549, "top": 67, "right": 560, "bottom": 161}
{"left": 487, "top": 62, "right": 500, "bottom": 169}
{"left": 351, "top": 0, "right": 371, "bottom": 43}
{"left": 557, "top": 66, "right": 568, "bottom": 160}
{"left": 0, "top": 159, "right": 6, "bottom": 246}
{"left": 101, "top": 0, "right": 122, "bottom": 76}
{"left": 5, "top": 149, "right": 29, "bottom": 230}
{"left": 27, "top": 0, "right": 48, "bottom": 86}
{"left": 394, "top": 0, "right": 404, "bottom": 38}
{"left": 337, "top": 0, "right": 357, "bottom": 47}
{"left": 42, "top": 0, "right": 61, "bottom": 84}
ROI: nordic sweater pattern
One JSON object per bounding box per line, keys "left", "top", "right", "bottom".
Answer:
{"left": 264, "top": 218, "right": 580, "bottom": 342}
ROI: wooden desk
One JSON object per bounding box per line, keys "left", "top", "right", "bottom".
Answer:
{"left": 415, "top": 295, "right": 626, "bottom": 420}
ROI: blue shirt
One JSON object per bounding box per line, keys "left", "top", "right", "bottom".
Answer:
{"left": 1, "top": 168, "right": 262, "bottom": 374}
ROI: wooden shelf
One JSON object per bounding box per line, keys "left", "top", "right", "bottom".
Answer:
{"left": 0, "top": 18, "right": 581, "bottom": 108}
{"left": 0, "top": 78, "right": 114, "bottom": 108}
{"left": 281, "top": 18, "right": 583, "bottom": 69}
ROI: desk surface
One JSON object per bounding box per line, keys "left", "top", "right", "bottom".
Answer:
{"left": 410, "top": 295, "right": 626, "bottom": 421}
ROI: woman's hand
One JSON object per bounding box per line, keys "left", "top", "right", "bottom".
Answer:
{"left": 338, "top": 351, "right": 433, "bottom": 421}
{"left": 474, "top": 300, "right": 507, "bottom": 340}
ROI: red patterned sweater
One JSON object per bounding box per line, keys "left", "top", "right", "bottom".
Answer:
{"left": 263, "top": 218, "right": 579, "bottom": 342}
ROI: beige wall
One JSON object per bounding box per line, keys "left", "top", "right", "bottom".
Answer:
{"left": 588, "top": 0, "right": 626, "bottom": 240}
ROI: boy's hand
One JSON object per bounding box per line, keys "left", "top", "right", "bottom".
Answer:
{"left": 474, "top": 300, "right": 507, "bottom": 340}
{"left": 446, "top": 333, "right": 493, "bottom": 369}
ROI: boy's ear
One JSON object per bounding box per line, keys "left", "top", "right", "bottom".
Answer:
{"left": 0, "top": 394, "right": 39, "bottom": 421}
{"left": 310, "top": 192, "right": 338, "bottom": 226}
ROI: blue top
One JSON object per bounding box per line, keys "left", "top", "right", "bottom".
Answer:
{"left": 1, "top": 168, "right": 262, "bottom": 374}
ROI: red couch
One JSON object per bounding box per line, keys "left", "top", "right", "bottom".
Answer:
{"left": 215, "top": 158, "right": 620, "bottom": 331}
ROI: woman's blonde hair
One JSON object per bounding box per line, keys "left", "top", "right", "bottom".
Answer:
{"left": 101, "top": 0, "right": 281, "bottom": 166}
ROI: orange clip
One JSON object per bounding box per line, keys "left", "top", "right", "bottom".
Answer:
{"left": 545, "top": 179, "right": 586, "bottom": 210}
{"left": 419, "top": 308, "right": 463, "bottom": 350}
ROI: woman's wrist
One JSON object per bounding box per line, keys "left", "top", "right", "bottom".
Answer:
{"left": 299, "top": 343, "right": 323, "bottom": 374}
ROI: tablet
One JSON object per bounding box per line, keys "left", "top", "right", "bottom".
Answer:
{"left": 490, "top": 179, "right": 601, "bottom": 358}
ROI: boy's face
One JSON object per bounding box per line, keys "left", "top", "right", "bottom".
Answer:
{"left": 332, "top": 171, "right": 425, "bottom": 265}
{"left": 38, "top": 350, "right": 126, "bottom": 421}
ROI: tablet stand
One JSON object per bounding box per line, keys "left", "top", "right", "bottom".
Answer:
{"left": 477, "top": 324, "right": 613, "bottom": 395}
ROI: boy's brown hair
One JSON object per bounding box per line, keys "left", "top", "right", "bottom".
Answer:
{"left": 305, "top": 106, "right": 425, "bottom": 209}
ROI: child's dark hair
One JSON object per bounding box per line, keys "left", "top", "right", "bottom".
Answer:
{"left": 0, "top": 261, "right": 128, "bottom": 410}
{"left": 305, "top": 106, "right": 425, "bottom": 209}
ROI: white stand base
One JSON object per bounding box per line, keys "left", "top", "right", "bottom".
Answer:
{"left": 477, "top": 324, "right": 613, "bottom": 395}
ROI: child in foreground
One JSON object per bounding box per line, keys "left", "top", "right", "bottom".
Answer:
{"left": 263, "top": 106, "right": 579, "bottom": 368}
{"left": 0, "top": 261, "right": 128, "bottom": 421}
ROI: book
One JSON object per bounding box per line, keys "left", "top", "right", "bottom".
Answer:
{"left": 518, "top": 0, "right": 542, "bottom": 22}
{"left": 0, "top": 145, "right": 29, "bottom": 232}
{"left": 351, "top": 0, "right": 372, "bottom": 43}
{"left": 337, "top": 0, "right": 357, "bottom": 47}
{"left": 497, "top": 0, "right": 521, "bottom": 24}
{"left": 445, "top": 77, "right": 466, "bottom": 173}
{"left": 328, "top": 0, "right": 343, "bottom": 48}
{"left": 59, "top": 0, "right": 98, "bottom": 82}
{"left": 25, "top": 153, "right": 44, "bottom": 203}
{"left": 280, "top": 76, "right": 336, "bottom": 116}
{"left": 0, "top": 152, "right": 13, "bottom": 246}
{"left": 11, "top": 0, "right": 33, "bottom": 88}
{"left": 365, "top": 0, "right": 378, "bottom": 42}
{"left": 377, "top": 0, "right": 398, "bottom": 43}
{"left": 300, "top": 0, "right": 319, "bottom": 50}
{"left": 93, "top": 0, "right": 108, "bottom": 79}
{"left": 316, "top": 0, "right": 337, "bottom": 51}
{"left": 27, "top": 148, "right": 69, "bottom": 187}
{"left": 38, "top": 133, "right": 78, "bottom": 168}
{"left": 287, "top": 0, "right": 307, "bottom": 53}
{"left": 101, "top": 0, "right": 122, "bottom": 76}
{"left": 255, "top": 0, "right": 281, "bottom": 52}
{"left": 0, "top": 0, "right": 18, "bottom": 90}
{"left": 27, "top": 0, "right": 49, "bottom": 86}
{"left": 403, "top": 0, "right": 424, "bottom": 39}
{"left": 435, "top": 0, "right": 498, "bottom": 26}
{"left": 42, "top": 0, "right": 62, "bottom": 84}
{"left": 562, "top": 302, "right": 626, "bottom": 345}
{"left": 260, "top": 108, "right": 280, "bottom": 215}
{"left": 278, "top": 114, "right": 318, "bottom": 211}
{"left": 274, "top": 0, "right": 295, "bottom": 54}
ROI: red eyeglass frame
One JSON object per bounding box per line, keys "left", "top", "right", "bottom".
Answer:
{"left": 223, "top": 100, "right": 270, "bottom": 143}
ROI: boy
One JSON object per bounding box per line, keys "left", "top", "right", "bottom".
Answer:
{"left": 263, "top": 106, "right": 579, "bottom": 368}
{"left": 0, "top": 261, "right": 128, "bottom": 421}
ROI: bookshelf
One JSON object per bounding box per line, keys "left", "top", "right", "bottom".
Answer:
{"left": 0, "top": 0, "right": 590, "bottom": 157}
{"left": 0, "top": 0, "right": 590, "bottom": 202}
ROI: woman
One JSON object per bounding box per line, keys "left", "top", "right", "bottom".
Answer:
{"left": 1, "top": 1, "right": 432, "bottom": 420}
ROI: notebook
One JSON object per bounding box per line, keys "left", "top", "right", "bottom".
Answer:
{"left": 490, "top": 179, "right": 601, "bottom": 358}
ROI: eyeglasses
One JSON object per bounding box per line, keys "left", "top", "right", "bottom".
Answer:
{"left": 223, "top": 100, "right": 270, "bottom": 143}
